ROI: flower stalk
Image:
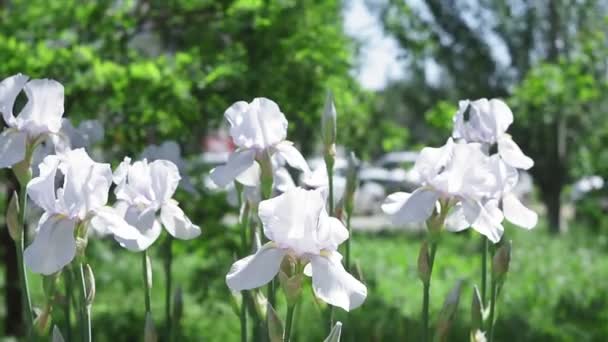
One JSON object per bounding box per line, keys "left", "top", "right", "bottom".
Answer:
{"left": 163, "top": 237, "right": 174, "bottom": 341}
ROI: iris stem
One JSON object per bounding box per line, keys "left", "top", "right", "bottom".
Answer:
{"left": 481, "top": 237, "right": 488, "bottom": 309}
{"left": 164, "top": 237, "right": 173, "bottom": 341}
{"left": 325, "top": 154, "right": 335, "bottom": 328}
{"left": 283, "top": 304, "right": 296, "bottom": 342}
{"left": 239, "top": 200, "right": 251, "bottom": 342}
{"left": 15, "top": 180, "right": 34, "bottom": 337}
{"left": 488, "top": 261, "right": 499, "bottom": 342}
{"left": 345, "top": 211, "right": 352, "bottom": 272}
{"left": 64, "top": 270, "right": 73, "bottom": 342}
{"left": 421, "top": 241, "right": 437, "bottom": 342}
{"left": 143, "top": 251, "right": 152, "bottom": 313}
{"left": 77, "top": 263, "right": 91, "bottom": 342}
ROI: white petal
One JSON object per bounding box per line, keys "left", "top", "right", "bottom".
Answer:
{"left": 0, "top": 130, "right": 27, "bottom": 168}
{"left": 0, "top": 74, "right": 28, "bottom": 126}
{"left": 489, "top": 99, "right": 513, "bottom": 135}
{"left": 149, "top": 159, "right": 181, "bottom": 204}
{"left": 463, "top": 200, "right": 504, "bottom": 243}
{"left": 381, "top": 192, "right": 410, "bottom": 215}
{"left": 413, "top": 139, "right": 454, "bottom": 181}
{"left": 445, "top": 202, "right": 470, "bottom": 232}
{"left": 225, "top": 98, "right": 288, "bottom": 149}
{"left": 17, "top": 78, "right": 64, "bottom": 136}
{"left": 235, "top": 161, "right": 261, "bottom": 187}
{"left": 273, "top": 141, "right": 310, "bottom": 173}
{"left": 27, "top": 155, "right": 61, "bottom": 213}
{"left": 225, "top": 243, "right": 286, "bottom": 292}
{"left": 502, "top": 193, "right": 537, "bottom": 229}
{"left": 90, "top": 205, "right": 146, "bottom": 239}
{"left": 497, "top": 135, "right": 533, "bottom": 170}
{"left": 251, "top": 98, "right": 288, "bottom": 147}
{"left": 112, "top": 157, "right": 132, "bottom": 185}
{"left": 385, "top": 188, "right": 438, "bottom": 225}
{"left": 111, "top": 204, "right": 162, "bottom": 251}
{"left": 209, "top": 149, "right": 256, "bottom": 188}
{"left": 317, "top": 211, "right": 349, "bottom": 250}
{"left": 160, "top": 199, "right": 201, "bottom": 240}
{"left": 24, "top": 215, "right": 77, "bottom": 275}
{"left": 310, "top": 252, "right": 367, "bottom": 311}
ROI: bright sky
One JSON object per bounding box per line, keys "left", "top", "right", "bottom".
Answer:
{"left": 343, "top": 0, "right": 405, "bottom": 91}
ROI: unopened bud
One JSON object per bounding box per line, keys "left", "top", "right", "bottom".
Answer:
{"left": 324, "top": 321, "right": 343, "bottom": 342}
{"left": 417, "top": 241, "right": 431, "bottom": 285}
{"left": 144, "top": 312, "right": 158, "bottom": 342}
{"left": 85, "top": 264, "right": 96, "bottom": 305}
{"left": 266, "top": 303, "right": 284, "bottom": 342}
{"left": 52, "top": 325, "right": 65, "bottom": 342}
{"left": 173, "top": 286, "right": 183, "bottom": 322}
{"left": 7, "top": 191, "right": 21, "bottom": 242}
{"left": 492, "top": 241, "right": 511, "bottom": 283}
{"left": 321, "top": 91, "right": 337, "bottom": 150}
{"left": 471, "top": 286, "right": 484, "bottom": 331}
{"left": 435, "top": 280, "right": 463, "bottom": 342}
{"left": 344, "top": 152, "right": 359, "bottom": 215}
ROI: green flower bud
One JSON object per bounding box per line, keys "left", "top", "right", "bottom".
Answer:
{"left": 435, "top": 280, "right": 463, "bottom": 342}
{"left": 417, "top": 241, "right": 431, "bottom": 285}
{"left": 344, "top": 152, "right": 359, "bottom": 215}
{"left": 321, "top": 91, "right": 337, "bottom": 151}
{"left": 266, "top": 303, "right": 284, "bottom": 342}
{"left": 324, "top": 321, "right": 343, "bottom": 342}
{"left": 492, "top": 241, "right": 512, "bottom": 284}
{"left": 7, "top": 191, "right": 21, "bottom": 242}
{"left": 144, "top": 312, "right": 158, "bottom": 342}
{"left": 84, "top": 264, "right": 96, "bottom": 306}
{"left": 471, "top": 286, "right": 484, "bottom": 332}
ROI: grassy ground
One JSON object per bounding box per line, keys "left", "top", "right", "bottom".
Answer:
{"left": 4, "top": 220, "right": 608, "bottom": 341}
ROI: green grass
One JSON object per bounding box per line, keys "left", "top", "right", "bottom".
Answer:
{"left": 7, "top": 220, "right": 608, "bottom": 341}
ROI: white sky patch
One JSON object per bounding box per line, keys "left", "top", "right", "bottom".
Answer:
{"left": 344, "top": 0, "right": 406, "bottom": 91}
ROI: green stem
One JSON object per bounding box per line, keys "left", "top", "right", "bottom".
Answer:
{"left": 325, "top": 156, "right": 335, "bottom": 327}
{"left": 283, "top": 304, "right": 296, "bottom": 342}
{"left": 481, "top": 237, "right": 488, "bottom": 314}
{"left": 241, "top": 295, "right": 248, "bottom": 342}
{"left": 15, "top": 181, "right": 34, "bottom": 336}
{"left": 143, "top": 251, "right": 152, "bottom": 313}
{"left": 77, "top": 263, "right": 91, "bottom": 342}
{"left": 64, "top": 270, "right": 73, "bottom": 342}
{"left": 421, "top": 241, "right": 437, "bottom": 342}
{"left": 164, "top": 237, "right": 173, "bottom": 341}
{"left": 345, "top": 211, "right": 352, "bottom": 272}
{"left": 488, "top": 265, "right": 498, "bottom": 341}
{"left": 239, "top": 201, "right": 251, "bottom": 342}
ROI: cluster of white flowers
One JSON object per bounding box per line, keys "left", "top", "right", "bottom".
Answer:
{"left": 0, "top": 74, "right": 200, "bottom": 275}
{"left": 382, "top": 98, "right": 537, "bottom": 243}
{"left": 211, "top": 97, "right": 367, "bottom": 311}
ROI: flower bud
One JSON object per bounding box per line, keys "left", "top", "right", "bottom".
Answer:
{"left": 279, "top": 271, "right": 303, "bottom": 306}
{"left": 492, "top": 241, "right": 511, "bottom": 283}
{"left": 173, "top": 286, "right": 184, "bottom": 323}
{"left": 52, "top": 325, "right": 65, "bottom": 342}
{"left": 471, "top": 286, "right": 484, "bottom": 332}
{"left": 435, "top": 280, "right": 463, "bottom": 342}
{"left": 266, "top": 303, "right": 284, "bottom": 342}
{"left": 321, "top": 91, "right": 337, "bottom": 151}
{"left": 344, "top": 152, "right": 359, "bottom": 215}
{"left": 144, "top": 312, "right": 158, "bottom": 342}
{"left": 417, "top": 241, "right": 431, "bottom": 285}
{"left": 7, "top": 191, "right": 21, "bottom": 242}
{"left": 324, "top": 321, "right": 343, "bottom": 342}
{"left": 84, "top": 264, "right": 96, "bottom": 306}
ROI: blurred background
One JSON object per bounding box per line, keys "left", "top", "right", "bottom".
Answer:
{"left": 1, "top": 0, "right": 608, "bottom": 341}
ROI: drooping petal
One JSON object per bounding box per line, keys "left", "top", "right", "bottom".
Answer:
{"left": 160, "top": 199, "right": 201, "bottom": 240}
{"left": 0, "top": 129, "right": 27, "bottom": 168}
{"left": 225, "top": 243, "right": 286, "bottom": 292}
{"left": 210, "top": 149, "right": 256, "bottom": 188}
{"left": 111, "top": 204, "right": 162, "bottom": 251}
{"left": 310, "top": 252, "right": 367, "bottom": 311}
{"left": 27, "top": 155, "right": 61, "bottom": 213}
{"left": 385, "top": 188, "right": 438, "bottom": 225}
{"left": 445, "top": 202, "right": 470, "bottom": 232}
{"left": 497, "top": 135, "right": 533, "bottom": 170}
{"left": 273, "top": 141, "right": 311, "bottom": 173}
{"left": 463, "top": 199, "right": 504, "bottom": 243}
{"left": 149, "top": 159, "right": 181, "bottom": 205}
{"left": 17, "top": 79, "right": 64, "bottom": 136}
{"left": 0, "top": 73, "right": 28, "bottom": 126}
{"left": 381, "top": 192, "right": 410, "bottom": 215}
{"left": 502, "top": 193, "right": 537, "bottom": 229}
{"left": 24, "top": 214, "right": 77, "bottom": 275}
{"left": 90, "top": 205, "right": 147, "bottom": 239}
{"left": 235, "top": 161, "right": 261, "bottom": 187}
